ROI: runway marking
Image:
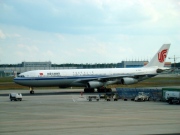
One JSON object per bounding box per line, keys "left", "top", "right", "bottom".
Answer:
{"left": 71, "top": 95, "right": 88, "bottom": 102}
{"left": 71, "top": 96, "right": 76, "bottom": 102}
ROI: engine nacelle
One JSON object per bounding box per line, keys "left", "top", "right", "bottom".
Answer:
{"left": 121, "top": 78, "right": 138, "bottom": 85}
{"left": 87, "top": 81, "right": 104, "bottom": 88}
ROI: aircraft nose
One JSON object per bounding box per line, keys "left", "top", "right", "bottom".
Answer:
{"left": 13, "top": 78, "right": 17, "bottom": 83}
{"left": 13, "top": 77, "right": 20, "bottom": 84}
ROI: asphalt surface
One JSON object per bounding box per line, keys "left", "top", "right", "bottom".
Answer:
{"left": 0, "top": 89, "right": 180, "bottom": 135}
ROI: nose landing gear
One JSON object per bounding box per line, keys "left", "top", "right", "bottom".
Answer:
{"left": 29, "top": 87, "right": 34, "bottom": 94}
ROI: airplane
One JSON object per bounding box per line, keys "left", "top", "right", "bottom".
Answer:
{"left": 14, "top": 44, "right": 171, "bottom": 94}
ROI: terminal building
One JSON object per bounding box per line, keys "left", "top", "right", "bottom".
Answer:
{"left": 0, "top": 62, "right": 52, "bottom": 77}
{"left": 117, "top": 61, "right": 172, "bottom": 68}
{"left": 22, "top": 62, "right": 51, "bottom": 68}
{"left": 117, "top": 61, "right": 148, "bottom": 68}
{"left": 0, "top": 61, "right": 173, "bottom": 77}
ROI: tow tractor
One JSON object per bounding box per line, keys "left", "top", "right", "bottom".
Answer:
{"left": 87, "top": 96, "right": 100, "bottom": 101}
{"left": 104, "top": 93, "right": 119, "bottom": 101}
{"left": 134, "top": 92, "right": 149, "bottom": 101}
{"left": 9, "top": 93, "right": 22, "bottom": 101}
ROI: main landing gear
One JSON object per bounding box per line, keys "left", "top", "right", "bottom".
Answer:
{"left": 97, "top": 87, "right": 112, "bottom": 93}
{"left": 84, "top": 88, "right": 95, "bottom": 93}
{"left": 83, "top": 87, "right": 112, "bottom": 93}
{"left": 29, "top": 87, "right": 34, "bottom": 94}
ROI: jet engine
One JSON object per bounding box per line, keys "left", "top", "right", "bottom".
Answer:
{"left": 87, "top": 81, "right": 104, "bottom": 88}
{"left": 121, "top": 77, "right": 138, "bottom": 85}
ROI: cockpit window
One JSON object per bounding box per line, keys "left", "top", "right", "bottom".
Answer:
{"left": 18, "top": 75, "right": 25, "bottom": 77}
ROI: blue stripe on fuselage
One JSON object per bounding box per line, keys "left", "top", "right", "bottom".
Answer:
{"left": 14, "top": 75, "right": 106, "bottom": 81}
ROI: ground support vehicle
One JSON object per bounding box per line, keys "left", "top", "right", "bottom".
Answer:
{"left": 99, "top": 94, "right": 105, "bottom": 99}
{"left": 105, "top": 95, "right": 112, "bottom": 101}
{"left": 134, "top": 92, "right": 149, "bottom": 102}
{"left": 113, "top": 94, "right": 119, "bottom": 101}
{"left": 162, "top": 88, "right": 180, "bottom": 101}
{"left": 9, "top": 93, "right": 22, "bottom": 101}
{"left": 104, "top": 93, "right": 119, "bottom": 101}
{"left": 165, "top": 91, "right": 180, "bottom": 104}
{"left": 87, "top": 96, "right": 100, "bottom": 101}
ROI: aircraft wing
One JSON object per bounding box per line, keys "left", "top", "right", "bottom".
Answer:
{"left": 74, "top": 74, "right": 143, "bottom": 83}
{"left": 74, "top": 74, "right": 155, "bottom": 83}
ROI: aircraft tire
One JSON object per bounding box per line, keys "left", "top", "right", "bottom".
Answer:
{"left": 84, "top": 88, "right": 87, "bottom": 93}
{"left": 169, "top": 100, "right": 173, "bottom": 104}
{"left": 84, "top": 88, "right": 94, "bottom": 93}
{"left": 91, "top": 88, "right": 95, "bottom": 93}
{"left": 106, "top": 88, "right": 112, "bottom": 92}
{"left": 30, "top": 90, "right": 34, "bottom": 94}
{"left": 84, "top": 88, "right": 89, "bottom": 93}
{"left": 97, "top": 88, "right": 101, "bottom": 93}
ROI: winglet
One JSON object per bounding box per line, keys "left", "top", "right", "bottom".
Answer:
{"left": 144, "top": 44, "right": 171, "bottom": 68}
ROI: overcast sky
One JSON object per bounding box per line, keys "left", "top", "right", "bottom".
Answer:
{"left": 0, "top": 0, "right": 180, "bottom": 64}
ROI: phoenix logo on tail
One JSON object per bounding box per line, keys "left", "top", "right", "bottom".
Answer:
{"left": 158, "top": 49, "right": 167, "bottom": 63}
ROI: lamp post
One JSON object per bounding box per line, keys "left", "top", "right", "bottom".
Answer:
{"left": 168, "top": 55, "right": 180, "bottom": 70}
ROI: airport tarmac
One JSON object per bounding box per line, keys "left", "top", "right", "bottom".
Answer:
{"left": 0, "top": 89, "right": 180, "bottom": 135}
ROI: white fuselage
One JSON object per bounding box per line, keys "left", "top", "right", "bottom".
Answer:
{"left": 14, "top": 67, "right": 158, "bottom": 87}
{"left": 18, "top": 67, "right": 157, "bottom": 77}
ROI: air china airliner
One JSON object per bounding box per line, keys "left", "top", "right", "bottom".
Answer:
{"left": 14, "top": 44, "right": 170, "bottom": 94}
